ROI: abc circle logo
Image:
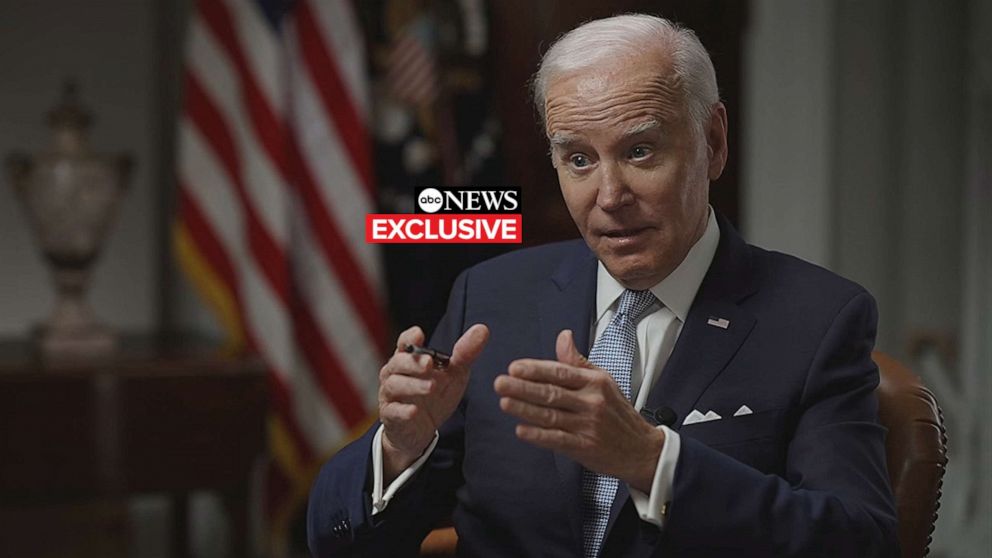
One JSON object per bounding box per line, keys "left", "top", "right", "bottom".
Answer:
{"left": 417, "top": 188, "right": 444, "bottom": 213}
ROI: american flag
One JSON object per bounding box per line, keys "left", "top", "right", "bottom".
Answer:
{"left": 173, "top": 0, "right": 385, "bottom": 549}
{"left": 386, "top": 16, "right": 440, "bottom": 106}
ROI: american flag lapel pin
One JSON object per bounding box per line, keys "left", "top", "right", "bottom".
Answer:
{"left": 707, "top": 316, "right": 730, "bottom": 329}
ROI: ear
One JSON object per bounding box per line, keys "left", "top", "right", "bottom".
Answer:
{"left": 705, "top": 102, "right": 729, "bottom": 181}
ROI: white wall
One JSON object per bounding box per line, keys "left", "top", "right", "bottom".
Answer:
{"left": 830, "top": 0, "right": 902, "bottom": 351}
{"left": 0, "top": 0, "right": 158, "bottom": 336}
{"left": 745, "top": 1, "right": 983, "bottom": 554}
{"left": 743, "top": 0, "right": 967, "bottom": 360}
{"left": 742, "top": 0, "right": 835, "bottom": 268}
{"left": 895, "top": 1, "right": 966, "bottom": 347}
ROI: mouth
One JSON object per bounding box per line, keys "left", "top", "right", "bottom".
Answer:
{"left": 601, "top": 227, "right": 650, "bottom": 239}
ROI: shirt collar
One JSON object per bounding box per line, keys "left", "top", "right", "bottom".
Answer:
{"left": 595, "top": 207, "right": 720, "bottom": 324}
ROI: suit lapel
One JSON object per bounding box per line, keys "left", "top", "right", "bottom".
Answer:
{"left": 644, "top": 214, "right": 759, "bottom": 426}
{"left": 603, "top": 300, "right": 755, "bottom": 541}
{"left": 605, "top": 214, "right": 759, "bottom": 538}
{"left": 537, "top": 241, "right": 597, "bottom": 550}
{"left": 538, "top": 243, "right": 596, "bottom": 361}
{"left": 647, "top": 300, "right": 755, "bottom": 427}
{"left": 533, "top": 218, "right": 761, "bottom": 550}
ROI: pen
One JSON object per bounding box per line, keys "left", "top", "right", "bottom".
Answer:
{"left": 404, "top": 344, "right": 451, "bottom": 367}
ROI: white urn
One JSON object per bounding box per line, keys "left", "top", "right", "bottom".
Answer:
{"left": 6, "top": 81, "right": 132, "bottom": 358}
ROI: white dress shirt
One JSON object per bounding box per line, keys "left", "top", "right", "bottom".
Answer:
{"left": 371, "top": 208, "right": 721, "bottom": 529}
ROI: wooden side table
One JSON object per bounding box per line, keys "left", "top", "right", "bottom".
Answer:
{"left": 0, "top": 337, "right": 267, "bottom": 557}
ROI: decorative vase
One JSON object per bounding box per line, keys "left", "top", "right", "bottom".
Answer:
{"left": 5, "top": 81, "right": 132, "bottom": 359}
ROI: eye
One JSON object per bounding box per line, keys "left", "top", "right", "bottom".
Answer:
{"left": 629, "top": 145, "right": 651, "bottom": 160}
{"left": 569, "top": 153, "right": 591, "bottom": 168}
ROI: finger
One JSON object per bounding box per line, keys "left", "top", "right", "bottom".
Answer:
{"left": 515, "top": 423, "right": 583, "bottom": 453}
{"left": 381, "top": 373, "right": 435, "bottom": 401}
{"left": 493, "top": 375, "right": 586, "bottom": 411}
{"left": 449, "top": 323, "right": 490, "bottom": 369}
{"left": 395, "top": 325, "right": 426, "bottom": 354}
{"left": 556, "top": 329, "right": 596, "bottom": 369}
{"left": 507, "top": 359, "right": 592, "bottom": 390}
{"left": 380, "top": 352, "right": 433, "bottom": 382}
{"left": 499, "top": 396, "right": 580, "bottom": 430}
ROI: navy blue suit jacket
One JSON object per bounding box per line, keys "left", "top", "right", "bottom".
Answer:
{"left": 308, "top": 216, "right": 898, "bottom": 557}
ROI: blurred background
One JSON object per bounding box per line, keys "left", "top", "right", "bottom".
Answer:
{"left": 0, "top": 0, "right": 988, "bottom": 556}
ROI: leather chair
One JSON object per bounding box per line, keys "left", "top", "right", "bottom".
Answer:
{"left": 420, "top": 524, "right": 458, "bottom": 557}
{"left": 420, "top": 352, "right": 949, "bottom": 557}
{"left": 873, "top": 351, "right": 948, "bottom": 557}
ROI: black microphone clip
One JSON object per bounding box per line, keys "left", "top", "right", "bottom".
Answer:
{"left": 640, "top": 406, "right": 678, "bottom": 427}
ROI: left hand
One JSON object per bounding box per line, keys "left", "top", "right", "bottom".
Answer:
{"left": 493, "top": 329, "right": 665, "bottom": 492}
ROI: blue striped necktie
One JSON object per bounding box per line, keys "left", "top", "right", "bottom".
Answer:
{"left": 581, "top": 288, "right": 658, "bottom": 558}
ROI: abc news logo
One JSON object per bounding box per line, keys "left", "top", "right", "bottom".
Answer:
{"left": 415, "top": 187, "right": 520, "bottom": 214}
{"left": 366, "top": 187, "right": 522, "bottom": 244}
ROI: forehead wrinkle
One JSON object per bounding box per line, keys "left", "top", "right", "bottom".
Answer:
{"left": 547, "top": 103, "right": 676, "bottom": 138}
{"left": 582, "top": 74, "right": 682, "bottom": 107}
{"left": 545, "top": 74, "right": 684, "bottom": 136}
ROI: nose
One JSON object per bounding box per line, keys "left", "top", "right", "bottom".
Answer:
{"left": 596, "top": 160, "right": 633, "bottom": 212}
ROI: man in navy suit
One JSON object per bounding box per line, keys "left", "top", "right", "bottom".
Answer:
{"left": 308, "top": 14, "right": 898, "bottom": 557}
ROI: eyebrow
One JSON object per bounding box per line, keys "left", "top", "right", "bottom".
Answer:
{"left": 623, "top": 119, "right": 661, "bottom": 138}
{"left": 547, "top": 119, "right": 662, "bottom": 149}
{"left": 548, "top": 132, "right": 579, "bottom": 148}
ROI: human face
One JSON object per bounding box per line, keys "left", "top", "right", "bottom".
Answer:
{"left": 544, "top": 52, "right": 727, "bottom": 290}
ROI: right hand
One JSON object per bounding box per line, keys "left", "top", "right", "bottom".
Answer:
{"left": 378, "top": 324, "right": 489, "bottom": 479}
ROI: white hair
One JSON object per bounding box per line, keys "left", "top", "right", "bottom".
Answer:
{"left": 532, "top": 14, "right": 719, "bottom": 134}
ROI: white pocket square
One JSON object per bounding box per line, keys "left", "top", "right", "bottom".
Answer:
{"left": 733, "top": 405, "right": 753, "bottom": 417}
{"left": 683, "top": 409, "right": 722, "bottom": 425}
